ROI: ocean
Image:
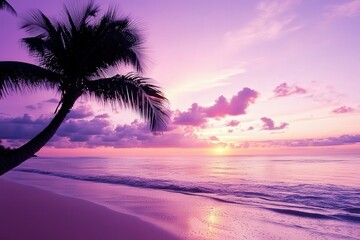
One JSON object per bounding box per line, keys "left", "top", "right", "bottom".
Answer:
{"left": 3, "top": 155, "right": 360, "bottom": 239}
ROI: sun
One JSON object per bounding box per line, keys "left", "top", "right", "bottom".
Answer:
{"left": 213, "top": 147, "right": 227, "bottom": 155}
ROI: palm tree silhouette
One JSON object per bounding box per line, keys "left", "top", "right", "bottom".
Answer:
{"left": 0, "top": 0, "right": 17, "bottom": 15}
{"left": 0, "top": 2, "right": 169, "bottom": 175}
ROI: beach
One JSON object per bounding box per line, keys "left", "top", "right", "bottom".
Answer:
{"left": 0, "top": 179, "right": 179, "bottom": 240}
{"left": 1, "top": 155, "right": 359, "bottom": 239}
{"left": 0, "top": 177, "right": 335, "bottom": 240}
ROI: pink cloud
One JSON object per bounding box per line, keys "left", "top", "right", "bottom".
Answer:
{"left": 236, "top": 141, "right": 250, "bottom": 149}
{"left": 204, "top": 88, "right": 259, "bottom": 117}
{"left": 209, "top": 136, "right": 219, "bottom": 141}
{"left": 230, "top": 134, "right": 360, "bottom": 149}
{"left": 95, "top": 113, "right": 110, "bottom": 119}
{"left": 261, "top": 117, "right": 288, "bottom": 130}
{"left": 57, "top": 118, "right": 112, "bottom": 142}
{"left": 88, "top": 120, "right": 211, "bottom": 148}
{"left": 204, "top": 95, "right": 229, "bottom": 117}
{"left": 273, "top": 82, "right": 307, "bottom": 97}
{"left": 173, "top": 103, "right": 207, "bottom": 127}
{"left": 226, "top": 120, "right": 240, "bottom": 127}
{"left": 173, "top": 88, "right": 258, "bottom": 127}
{"left": 0, "top": 110, "right": 213, "bottom": 149}
{"left": 0, "top": 87, "right": 257, "bottom": 150}
{"left": 268, "top": 134, "right": 360, "bottom": 147}
{"left": 45, "top": 98, "right": 59, "bottom": 104}
{"left": 332, "top": 106, "right": 354, "bottom": 114}
{"left": 67, "top": 106, "right": 94, "bottom": 119}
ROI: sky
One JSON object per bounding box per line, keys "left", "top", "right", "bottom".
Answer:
{"left": 0, "top": 0, "right": 359, "bottom": 156}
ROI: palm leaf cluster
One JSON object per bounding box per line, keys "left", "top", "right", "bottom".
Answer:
{"left": 0, "top": 1, "right": 169, "bottom": 131}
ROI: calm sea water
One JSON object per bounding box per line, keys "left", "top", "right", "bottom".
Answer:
{"left": 7, "top": 154, "right": 360, "bottom": 225}
{"left": 2, "top": 156, "right": 360, "bottom": 239}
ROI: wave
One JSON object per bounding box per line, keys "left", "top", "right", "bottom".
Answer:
{"left": 266, "top": 208, "right": 360, "bottom": 224}
{"left": 265, "top": 208, "right": 334, "bottom": 219}
{"left": 14, "top": 168, "right": 215, "bottom": 193}
{"left": 14, "top": 168, "right": 360, "bottom": 223}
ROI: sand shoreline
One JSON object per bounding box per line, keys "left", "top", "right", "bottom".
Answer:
{"left": 0, "top": 179, "right": 179, "bottom": 240}
{"left": 3, "top": 171, "right": 359, "bottom": 240}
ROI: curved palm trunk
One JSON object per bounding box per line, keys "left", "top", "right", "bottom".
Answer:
{"left": 0, "top": 94, "right": 79, "bottom": 175}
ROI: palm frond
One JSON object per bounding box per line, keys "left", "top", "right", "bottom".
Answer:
{"left": 21, "top": 11, "right": 67, "bottom": 74}
{"left": 22, "top": 10, "right": 57, "bottom": 37}
{"left": 64, "top": 1, "right": 99, "bottom": 30}
{"left": 84, "top": 74, "right": 169, "bottom": 131}
{"left": 0, "top": 0, "right": 17, "bottom": 16}
{"left": 89, "top": 9, "right": 144, "bottom": 73}
{"left": 20, "top": 2, "right": 144, "bottom": 79}
{"left": 0, "top": 61, "right": 61, "bottom": 98}
{"left": 59, "top": 5, "right": 144, "bottom": 77}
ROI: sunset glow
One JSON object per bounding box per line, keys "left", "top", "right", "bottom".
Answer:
{"left": 1, "top": 2, "right": 360, "bottom": 240}
{"left": 0, "top": 0, "right": 359, "bottom": 156}
{"left": 213, "top": 147, "right": 228, "bottom": 155}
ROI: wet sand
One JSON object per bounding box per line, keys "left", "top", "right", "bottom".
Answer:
{"left": 0, "top": 179, "right": 179, "bottom": 240}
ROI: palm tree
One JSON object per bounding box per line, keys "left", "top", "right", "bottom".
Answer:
{"left": 0, "top": 0, "right": 17, "bottom": 15}
{"left": 0, "top": 1, "right": 169, "bottom": 175}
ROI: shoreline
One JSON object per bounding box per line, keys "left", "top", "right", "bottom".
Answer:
{"left": 0, "top": 179, "right": 179, "bottom": 240}
{"left": 2, "top": 169, "right": 359, "bottom": 240}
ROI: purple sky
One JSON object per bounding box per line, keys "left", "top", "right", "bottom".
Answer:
{"left": 1, "top": 0, "right": 360, "bottom": 156}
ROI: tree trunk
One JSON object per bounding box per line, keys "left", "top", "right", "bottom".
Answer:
{"left": 0, "top": 94, "right": 79, "bottom": 175}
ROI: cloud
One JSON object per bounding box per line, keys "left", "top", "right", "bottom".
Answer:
{"left": 226, "top": 0, "right": 302, "bottom": 48}
{"left": 173, "top": 103, "right": 207, "bottom": 127}
{"left": 83, "top": 120, "right": 210, "bottom": 149}
{"left": 57, "top": 118, "right": 112, "bottom": 142}
{"left": 25, "top": 98, "right": 59, "bottom": 111}
{"left": 66, "top": 106, "right": 94, "bottom": 119}
{"left": 270, "top": 134, "right": 360, "bottom": 147}
{"left": 204, "top": 88, "right": 259, "bottom": 117}
{"left": 273, "top": 82, "right": 307, "bottom": 97}
{"left": 25, "top": 102, "right": 46, "bottom": 110}
{"left": 261, "top": 117, "right": 288, "bottom": 130}
{"left": 237, "top": 141, "right": 251, "bottom": 149}
{"left": 0, "top": 87, "right": 257, "bottom": 149}
{"left": 325, "top": 0, "right": 360, "bottom": 18}
{"left": 173, "top": 88, "right": 258, "bottom": 126}
{"left": 45, "top": 98, "right": 59, "bottom": 104}
{"left": 226, "top": 120, "right": 240, "bottom": 127}
{"left": 209, "top": 136, "right": 219, "bottom": 141}
{"left": 332, "top": 106, "right": 354, "bottom": 114}
{"left": 95, "top": 113, "right": 110, "bottom": 119}
{"left": 232, "top": 134, "right": 360, "bottom": 149}
{"left": 0, "top": 111, "right": 212, "bottom": 149}
{"left": 2, "top": 110, "right": 359, "bottom": 150}
{"left": 25, "top": 104, "right": 38, "bottom": 110}
{"left": 0, "top": 114, "right": 50, "bottom": 140}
